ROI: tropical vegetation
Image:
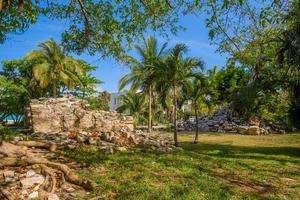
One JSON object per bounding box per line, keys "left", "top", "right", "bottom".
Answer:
{"left": 0, "top": 39, "right": 103, "bottom": 124}
{"left": 119, "top": 37, "right": 167, "bottom": 133}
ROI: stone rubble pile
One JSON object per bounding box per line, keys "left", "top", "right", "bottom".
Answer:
{"left": 27, "top": 97, "right": 176, "bottom": 153}
{"left": 29, "top": 130, "right": 176, "bottom": 153}
{"left": 177, "top": 108, "right": 286, "bottom": 135}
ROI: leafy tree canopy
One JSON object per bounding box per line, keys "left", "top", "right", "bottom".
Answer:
{"left": 0, "top": 0, "right": 202, "bottom": 59}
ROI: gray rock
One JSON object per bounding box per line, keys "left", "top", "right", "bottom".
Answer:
{"left": 26, "top": 170, "right": 36, "bottom": 178}
{"left": 116, "top": 146, "right": 127, "bottom": 152}
{"left": 76, "top": 135, "right": 87, "bottom": 143}
{"left": 28, "top": 191, "right": 39, "bottom": 199}
{"left": 21, "top": 175, "right": 45, "bottom": 188}
{"left": 88, "top": 137, "right": 98, "bottom": 145}
{"left": 237, "top": 126, "right": 248, "bottom": 134}
{"left": 4, "top": 177, "right": 13, "bottom": 183}
{"left": 13, "top": 136, "right": 21, "bottom": 142}
{"left": 104, "top": 146, "right": 114, "bottom": 154}
{"left": 48, "top": 194, "right": 60, "bottom": 200}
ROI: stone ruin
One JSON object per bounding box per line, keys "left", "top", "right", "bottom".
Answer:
{"left": 26, "top": 97, "right": 176, "bottom": 153}
{"left": 28, "top": 97, "right": 134, "bottom": 135}
{"left": 177, "top": 108, "right": 287, "bottom": 135}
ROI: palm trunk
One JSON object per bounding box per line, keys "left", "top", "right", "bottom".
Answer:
{"left": 148, "top": 85, "right": 152, "bottom": 133}
{"left": 52, "top": 81, "right": 57, "bottom": 98}
{"left": 173, "top": 85, "right": 178, "bottom": 147}
{"left": 194, "top": 107, "right": 199, "bottom": 144}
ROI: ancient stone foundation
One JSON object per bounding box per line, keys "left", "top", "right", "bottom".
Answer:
{"left": 26, "top": 97, "right": 176, "bottom": 153}
{"left": 28, "top": 97, "right": 134, "bottom": 134}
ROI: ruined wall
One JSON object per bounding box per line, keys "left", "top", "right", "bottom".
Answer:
{"left": 177, "top": 108, "right": 286, "bottom": 135}
{"left": 28, "top": 97, "right": 134, "bottom": 134}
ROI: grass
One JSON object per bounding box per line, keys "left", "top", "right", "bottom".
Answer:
{"left": 61, "top": 133, "right": 300, "bottom": 200}
{"left": 0, "top": 125, "right": 25, "bottom": 141}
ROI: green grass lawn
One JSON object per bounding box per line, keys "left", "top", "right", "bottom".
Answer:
{"left": 62, "top": 133, "right": 300, "bottom": 200}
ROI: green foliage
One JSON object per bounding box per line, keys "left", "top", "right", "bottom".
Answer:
{"left": 0, "top": 0, "right": 39, "bottom": 43}
{"left": 26, "top": 38, "right": 84, "bottom": 97}
{"left": 119, "top": 36, "right": 167, "bottom": 92}
{"left": 0, "top": 75, "right": 28, "bottom": 124}
{"left": 87, "top": 91, "right": 111, "bottom": 111}
{"left": 0, "top": 59, "right": 50, "bottom": 98}
{"left": 215, "top": 61, "right": 250, "bottom": 103}
{"left": 231, "top": 83, "right": 263, "bottom": 120}
{"left": 119, "top": 36, "right": 168, "bottom": 131}
{"left": 0, "top": 1, "right": 200, "bottom": 58}
{"left": 116, "top": 92, "right": 147, "bottom": 127}
{"left": 258, "top": 94, "right": 290, "bottom": 125}
{"left": 204, "top": 0, "right": 300, "bottom": 128}
{"left": 177, "top": 110, "right": 193, "bottom": 121}
{"left": 72, "top": 60, "right": 102, "bottom": 97}
{"left": 277, "top": 0, "right": 300, "bottom": 128}
{"left": 0, "top": 124, "right": 23, "bottom": 141}
{"left": 156, "top": 43, "right": 203, "bottom": 104}
{"left": 1, "top": 42, "right": 101, "bottom": 99}
{"left": 164, "top": 123, "right": 173, "bottom": 132}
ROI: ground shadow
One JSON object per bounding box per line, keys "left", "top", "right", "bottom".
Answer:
{"left": 179, "top": 141, "right": 300, "bottom": 165}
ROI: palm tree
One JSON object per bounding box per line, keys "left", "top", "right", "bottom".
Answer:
{"left": 156, "top": 44, "right": 203, "bottom": 146}
{"left": 119, "top": 36, "right": 167, "bottom": 133}
{"left": 26, "top": 38, "right": 83, "bottom": 97}
{"left": 116, "top": 92, "right": 146, "bottom": 128}
{"left": 186, "top": 73, "right": 207, "bottom": 143}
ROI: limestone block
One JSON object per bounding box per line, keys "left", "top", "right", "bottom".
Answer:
{"left": 79, "top": 114, "right": 95, "bottom": 130}
{"left": 245, "top": 126, "right": 260, "bottom": 135}
{"left": 237, "top": 126, "right": 248, "bottom": 134}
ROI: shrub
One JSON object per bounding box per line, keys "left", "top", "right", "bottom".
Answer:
{"left": 231, "top": 83, "right": 262, "bottom": 120}
{"left": 0, "top": 124, "right": 23, "bottom": 141}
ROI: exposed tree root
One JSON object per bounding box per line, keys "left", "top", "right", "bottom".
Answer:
{"left": 0, "top": 141, "right": 95, "bottom": 196}
{"left": 15, "top": 140, "right": 57, "bottom": 152}
{"left": 0, "top": 188, "right": 17, "bottom": 200}
{"left": 40, "top": 164, "right": 58, "bottom": 193}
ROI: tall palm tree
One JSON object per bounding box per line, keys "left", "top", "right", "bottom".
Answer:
{"left": 116, "top": 92, "right": 146, "bottom": 128}
{"left": 156, "top": 44, "right": 203, "bottom": 146}
{"left": 119, "top": 36, "right": 167, "bottom": 133}
{"left": 26, "top": 38, "right": 83, "bottom": 97}
{"left": 186, "top": 73, "right": 207, "bottom": 143}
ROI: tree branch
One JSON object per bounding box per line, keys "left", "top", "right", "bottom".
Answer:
{"left": 165, "top": 0, "right": 173, "bottom": 8}
{"left": 76, "top": 0, "right": 91, "bottom": 41}
{"left": 211, "top": 2, "right": 241, "bottom": 54}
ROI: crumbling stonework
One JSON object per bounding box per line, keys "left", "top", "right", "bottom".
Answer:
{"left": 26, "top": 97, "right": 176, "bottom": 153}
{"left": 28, "top": 97, "right": 134, "bottom": 134}
{"left": 177, "top": 108, "right": 286, "bottom": 135}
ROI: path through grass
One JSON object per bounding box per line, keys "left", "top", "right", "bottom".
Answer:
{"left": 62, "top": 133, "right": 300, "bottom": 200}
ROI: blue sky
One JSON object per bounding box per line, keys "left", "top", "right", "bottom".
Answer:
{"left": 0, "top": 14, "right": 227, "bottom": 92}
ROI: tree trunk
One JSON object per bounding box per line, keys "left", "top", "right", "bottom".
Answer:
{"left": 148, "top": 85, "right": 152, "bottom": 133}
{"left": 194, "top": 107, "right": 199, "bottom": 144}
{"left": 173, "top": 85, "right": 178, "bottom": 147}
{"left": 52, "top": 81, "right": 57, "bottom": 98}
